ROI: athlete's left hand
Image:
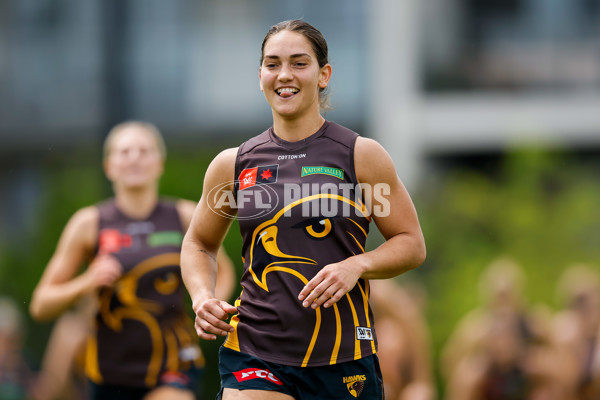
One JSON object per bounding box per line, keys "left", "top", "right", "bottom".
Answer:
{"left": 298, "top": 259, "right": 364, "bottom": 309}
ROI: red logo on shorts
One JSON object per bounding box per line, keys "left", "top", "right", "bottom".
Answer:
{"left": 233, "top": 368, "right": 283, "bottom": 385}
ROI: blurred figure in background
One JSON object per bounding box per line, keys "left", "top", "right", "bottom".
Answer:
{"left": 0, "top": 297, "right": 36, "bottom": 400}
{"left": 370, "top": 279, "right": 435, "bottom": 400}
{"left": 29, "top": 121, "right": 235, "bottom": 400}
{"left": 32, "top": 296, "right": 95, "bottom": 400}
{"left": 549, "top": 264, "right": 600, "bottom": 400}
{"left": 441, "top": 257, "right": 553, "bottom": 400}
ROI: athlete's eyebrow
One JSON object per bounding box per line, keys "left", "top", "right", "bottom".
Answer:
{"left": 263, "top": 53, "right": 312, "bottom": 60}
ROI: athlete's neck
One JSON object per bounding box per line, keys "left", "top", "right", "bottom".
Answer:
{"left": 113, "top": 185, "right": 159, "bottom": 220}
{"left": 272, "top": 113, "right": 325, "bottom": 142}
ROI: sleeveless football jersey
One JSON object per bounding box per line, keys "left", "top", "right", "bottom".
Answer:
{"left": 225, "top": 120, "right": 376, "bottom": 367}
{"left": 85, "top": 199, "right": 204, "bottom": 388}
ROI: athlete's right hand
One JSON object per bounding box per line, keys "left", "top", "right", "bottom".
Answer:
{"left": 192, "top": 296, "right": 237, "bottom": 340}
{"left": 85, "top": 254, "right": 122, "bottom": 290}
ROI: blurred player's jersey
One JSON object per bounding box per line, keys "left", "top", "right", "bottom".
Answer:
{"left": 226, "top": 120, "right": 376, "bottom": 367}
{"left": 85, "top": 199, "right": 204, "bottom": 388}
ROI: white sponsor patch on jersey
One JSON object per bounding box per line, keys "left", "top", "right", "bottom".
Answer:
{"left": 356, "top": 326, "right": 374, "bottom": 341}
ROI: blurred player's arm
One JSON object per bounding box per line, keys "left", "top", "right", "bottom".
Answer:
{"left": 395, "top": 288, "right": 435, "bottom": 400}
{"left": 440, "top": 310, "right": 487, "bottom": 379}
{"left": 30, "top": 206, "right": 121, "bottom": 321}
{"left": 371, "top": 280, "right": 435, "bottom": 400}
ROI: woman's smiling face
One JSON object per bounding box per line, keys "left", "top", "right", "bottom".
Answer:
{"left": 104, "top": 125, "right": 164, "bottom": 190}
{"left": 259, "top": 30, "right": 331, "bottom": 121}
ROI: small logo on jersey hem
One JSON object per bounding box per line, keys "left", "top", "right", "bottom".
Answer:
{"left": 301, "top": 166, "right": 344, "bottom": 180}
{"left": 344, "top": 374, "right": 366, "bottom": 397}
{"left": 356, "top": 326, "right": 373, "bottom": 341}
{"left": 233, "top": 368, "right": 283, "bottom": 385}
{"left": 239, "top": 164, "right": 279, "bottom": 190}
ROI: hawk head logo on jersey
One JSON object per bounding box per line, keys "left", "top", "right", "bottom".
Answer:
{"left": 248, "top": 193, "right": 369, "bottom": 292}
{"left": 98, "top": 253, "right": 197, "bottom": 387}
{"left": 236, "top": 193, "right": 372, "bottom": 367}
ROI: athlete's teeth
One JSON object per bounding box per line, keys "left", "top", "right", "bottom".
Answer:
{"left": 277, "top": 88, "right": 298, "bottom": 94}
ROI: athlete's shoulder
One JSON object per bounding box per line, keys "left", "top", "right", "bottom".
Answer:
{"left": 355, "top": 136, "right": 385, "bottom": 155}
{"left": 354, "top": 137, "right": 397, "bottom": 184}
{"left": 238, "top": 128, "right": 272, "bottom": 157}
{"left": 64, "top": 205, "right": 100, "bottom": 247}
{"left": 322, "top": 121, "right": 360, "bottom": 149}
{"left": 209, "top": 147, "right": 238, "bottom": 175}
{"left": 213, "top": 147, "right": 239, "bottom": 163}
{"left": 325, "top": 120, "right": 359, "bottom": 135}
{"left": 203, "top": 147, "right": 239, "bottom": 193}
{"left": 72, "top": 204, "right": 100, "bottom": 225}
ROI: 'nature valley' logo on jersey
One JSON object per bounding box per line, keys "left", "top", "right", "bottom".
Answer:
{"left": 343, "top": 375, "right": 366, "bottom": 398}
{"left": 148, "top": 231, "right": 183, "bottom": 247}
{"left": 301, "top": 166, "right": 344, "bottom": 180}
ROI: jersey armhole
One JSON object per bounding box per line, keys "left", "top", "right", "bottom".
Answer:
{"left": 350, "top": 135, "right": 364, "bottom": 206}
{"left": 233, "top": 145, "right": 244, "bottom": 200}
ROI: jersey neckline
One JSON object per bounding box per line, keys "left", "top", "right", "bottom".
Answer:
{"left": 268, "top": 120, "right": 330, "bottom": 150}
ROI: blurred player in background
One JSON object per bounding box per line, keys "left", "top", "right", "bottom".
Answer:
{"left": 0, "top": 297, "right": 36, "bottom": 400}
{"left": 30, "top": 121, "right": 235, "bottom": 400}
{"left": 441, "top": 257, "right": 554, "bottom": 400}
{"left": 549, "top": 264, "right": 600, "bottom": 400}
{"left": 370, "top": 279, "right": 435, "bottom": 400}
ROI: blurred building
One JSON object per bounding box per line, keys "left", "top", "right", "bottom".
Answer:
{"left": 371, "top": 0, "right": 600, "bottom": 187}
{"left": 1, "top": 0, "right": 600, "bottom": 239}
{"left": 0, "top": 0, "right": 365, "bottom": 151}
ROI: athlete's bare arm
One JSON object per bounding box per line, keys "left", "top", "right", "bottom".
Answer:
{"left": 30, "top": 206, "right": 122, "bottom": 321}
{"left": 181, "top": 147, "right": 238, "bottom": 340}
{"left": 177, "top": 199, "right": 237, "bottom": 302}
{"left": 215, "top": 246, "right": 237, "bottom": 302}
{"left": 298, "top": 137, "right": 426, "bottom": 309}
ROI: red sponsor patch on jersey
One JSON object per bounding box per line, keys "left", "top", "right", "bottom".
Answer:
{"left": 233, "top": 368, "right": 283, "bottom": 385}
{"left": 99, "top": 229, "right": 132, "bottom": 254}
{"left": 239, "top": 167, "right": 258, "bottom": 190}
{"left": 238, "top": 165, "right": 279, "bottom": 190}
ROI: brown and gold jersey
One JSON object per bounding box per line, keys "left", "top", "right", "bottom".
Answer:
{"left": 225, "top": 121, "right": 376, "bottom": 367}
{"left": 85, "top": 200, "right": 203, "bottom": 388}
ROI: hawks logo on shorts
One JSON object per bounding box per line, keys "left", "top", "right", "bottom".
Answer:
{"left": 343, "top": 374, "right": 366, "bottom": 398}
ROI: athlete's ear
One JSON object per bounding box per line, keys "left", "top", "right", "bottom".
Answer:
{"left": 318, "top": 64, "right": 332, "bottom": 89}
{"left": 259, "top": 67, "right": 264, "bottom": 92}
